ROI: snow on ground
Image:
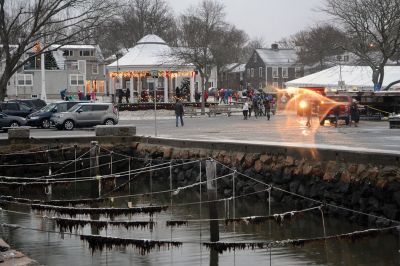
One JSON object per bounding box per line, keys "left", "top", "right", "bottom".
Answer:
{"left": 119, "top": 110, "right": 175, "bottom": 120}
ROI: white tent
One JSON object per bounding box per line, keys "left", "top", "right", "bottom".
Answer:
{"left": 285, "top": 65, "right": 400, "bottom": 92}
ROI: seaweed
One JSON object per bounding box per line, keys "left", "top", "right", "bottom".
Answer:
{"left": 203, "top": 242, "right": 266, "bottom": 254}
{"left": 166, "top": 220, "right": 189, "bottom": 228}
{"left": 80, "top": 234, "right": 182, "bottom": 255}
{"left": 31, "top": 204, "right": 168, "bottom": 217}
{"left": 53, "top": 217, "right": 155, "bottom": 232}
{"left": 203, "top": 227, "right": 393, "bottom": 254}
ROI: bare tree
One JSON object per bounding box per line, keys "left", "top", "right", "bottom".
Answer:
{"left": 210, "top": 25, "right": 248, "bottom": 69}
{"left": 241, "top": 37, "right": 265, "bottom": 62}
{"left": 293, "top": 24, "right": 347, "bottom": 71}
{"left": 324, "top": 0, "right": 400, "bottom": 90}
{"left": 175, "top": 0, "right": 225, "bottom": 114}
{"left": 95, "top": 0, "right": 178, "bottom": 57}
{"left": 0, "top": 0, "right": 118, "bottom": 100}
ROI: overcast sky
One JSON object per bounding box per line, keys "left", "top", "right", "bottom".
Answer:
{"left": 169, "top": 0, "right": 327, "bottom": 45}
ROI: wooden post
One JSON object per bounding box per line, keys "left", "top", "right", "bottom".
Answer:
{"left": 90, "top": 141, "right": 100, "bottom": 198}
{"left": 90, "top": 141, "right": 100, "bottom": 235}
{"left": 45, "top": 146, "right": 52, "bottom": 201}
{"left": 206, "top": 160, "right": 219, "bottom": 242}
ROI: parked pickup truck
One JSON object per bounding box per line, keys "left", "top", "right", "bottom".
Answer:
{"left": 319, "top": 95, "right": 352, "bottom": 126}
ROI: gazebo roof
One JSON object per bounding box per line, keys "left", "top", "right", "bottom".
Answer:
{"left": 108, "top": 34, "right": 192, "bottom": 70}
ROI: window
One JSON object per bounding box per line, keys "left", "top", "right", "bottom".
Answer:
{"left": 295, "top": 67, "right": 301, "bottom": 78}
{"left": 259, "top": 82, "right": 263, "bottom": 89}
{"left": 282, "top": 67, "right": 288, "bottom": 78}
{"left": 272, "top": 82, "right": 279, "bottom": 88}
{"left": 19, "top": 103, "right": 31, "bottom": 112}
{"left": 66, "top": 61, "right": 78, "bottom": 70}
{"left": 70, "top": 74, "right": 85, "bottom": 86}
{"left": 6, "top": 103, "right": 18, "bottom": 111}
{"left": 254, "top": 55, "right": 257, "bottom": 63}
{"left": 63, "top": 50, "right": 73, "bottom": 57}
{"left": 57, "top": 103, "right": 68, "bottom": 112}
{"left": 80, "top": 50, "right": 91, "bottom": 57}
{"left": 17, "top": 74, "right": 33, "bottom": 86}
{"left": 79, "top": 105, "right": 92, "bottom": 112}
{"left": 259, "top": 67, "right": 263, "bottom": 77}
{"left": 251, "top": 68, "right": 254, "bottom": 78}
{"left": 272, "top": 67, "right": 279, "bottom": 78}
{"left": 92, "top": 64, "right": 99, "bottom": 74}
{"left": 92, "top": 105, "right": 108, "bottom": 111}
{"left": 247, "top": 68, "right": 250, "bottom": 77}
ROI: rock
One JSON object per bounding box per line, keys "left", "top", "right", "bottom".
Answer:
{"left": 340, "top": 171, "right": 351, "bottom": 183}
{"left": 382, "top": 203, "right": 398, "bottom": 220}
{"left": 381, "top": 166, "right": 398, "bottom": 178}
{"left": 285, "top": 156, "right": 295, "bottom": 166}
{"left": 336, "top": 182, "right": 350, "bottom": 193}
{"left": 177, "top": 171, "right": 185, "bottom": 182}
{"left": 302, "top": 164, "right": 313, "bottom": 176}
{"left": 244, "top": 154, "right": 257, "bottom": 168}
{"left": 235, "top": 152, "right": 245, "bottom": 164}
{"left": 224, "top": 189, "right": 233, "bottom": 197}
{"left": 393, "top": 191, "right": 400, "bottom": 207}
{"left": 0, "top": 239, "right": 10, "bottom": 252}
{"left": 366, "top": 167, "right": 379, "bottom": 180}
{"left": 260, "top": 154, "right": 272, "bottom": 163}
{"left": 243, "top": 185, "right": 255, "bottom": 195}
{"left": 348, "top": 164, "right": 358, "bottom": 174}
{"left": 368, "top": 197, "right": 380, "bottom": 211}
{"left": 254, "top": 160, "right": 263, "bottom": 173}
{"left": 357, "top": 164, "right": 367, "bottom": 175}
{"left": 289, "top": 180, "right": 300, "bottom": 193}
{"left": 185, "top": 169, "right": 192, "bottom": 179}
{"left": 163, "top": 147, "right": 173, "bottom": 159}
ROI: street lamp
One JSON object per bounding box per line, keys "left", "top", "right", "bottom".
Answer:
{"left": 115, "top": 53, "right": 122, "bottom": 103}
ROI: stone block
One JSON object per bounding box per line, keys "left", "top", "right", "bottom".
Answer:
{"left": 95, "top": 125, "right": 136, "bottom": 137}
{"left": 8, "top": 127, "right": 30, "bottom": 140}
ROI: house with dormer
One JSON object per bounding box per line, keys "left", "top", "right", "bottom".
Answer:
{"left": 245, "top": 44, "right": 304, "bottom": 90}
{"left": 5, "top": 44, "right": 107, "bottom": 100}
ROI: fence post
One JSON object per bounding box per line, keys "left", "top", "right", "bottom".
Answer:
{"left": 206, "top": 159, "right": 219, "bottom": 242}
{"left": 90, "top": 141, "right": 100, "bottom": 235}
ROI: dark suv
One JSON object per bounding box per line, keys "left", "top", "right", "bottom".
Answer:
{"left": 27, "top": 101, "right": 83, "bottom": 129}
{"left": 0, "top": 101, "right": 34, "bottom": 117}
{"left": 12, "top": 99, "right": 47, "bottom": 110}
{"left": 319, "top": 95, "right": 352, "bottom": 125}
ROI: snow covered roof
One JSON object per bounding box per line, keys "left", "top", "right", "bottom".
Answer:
{"left": 52, "top": 44, "right": 98, "bottom": 50}
{"left": 285, "top": 65, "right": 400, "bottom": 90}
{"left": 231, "top": 64, "right": 246, "bottom": 73}
{"left": 107, "top": 35, "right": 193, "bottom": 70}
{"left": 256, "top": 48, "right": 298, "bottom": 66}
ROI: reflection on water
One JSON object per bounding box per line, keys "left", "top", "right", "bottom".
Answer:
{"left": 1, "top": 177, "right": 399, "bottom": 266}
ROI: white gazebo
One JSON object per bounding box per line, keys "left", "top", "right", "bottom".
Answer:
{"left": 107, "top": 35, "right": 196, "bottom": 103}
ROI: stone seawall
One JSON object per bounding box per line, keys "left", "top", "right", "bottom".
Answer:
{"left": 131, "top": 139, "right": 400, "bottom": 227}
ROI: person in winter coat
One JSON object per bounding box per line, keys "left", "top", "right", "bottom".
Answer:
{"left": 264, "top": 99, "right": 271, "bottom": 120}
{"left": 350, "top": 100, "right": 360, "bottom": 127}
{"left": 175, "top": 99, "right": 184, "bottom": 127}
{"left": 242, "top": 101, "right": 249, "bottom": 120}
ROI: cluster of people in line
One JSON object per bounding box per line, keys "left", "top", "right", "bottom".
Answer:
{"left": 242, "top": 93, "right": 276, "bottom": 121}
{"left": 60, "top": 88, "right": 96, "bottom": 101}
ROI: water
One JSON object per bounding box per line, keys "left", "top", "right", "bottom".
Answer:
{"left": 1, "top": 177, "right": 399, "bottom": 266}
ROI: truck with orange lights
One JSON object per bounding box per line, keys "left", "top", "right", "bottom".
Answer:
{"left": 318, "top": 95, "right": 352, "bottom": 126}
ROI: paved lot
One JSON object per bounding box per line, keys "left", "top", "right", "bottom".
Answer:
{"left": 2, "top": 113, "right": 400, "bottom": 154}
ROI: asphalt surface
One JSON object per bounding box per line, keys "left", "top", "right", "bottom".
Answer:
{"left": 2, "top": 113, "right": 400, "bottom": 154}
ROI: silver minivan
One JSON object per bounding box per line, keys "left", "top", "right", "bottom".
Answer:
{"left": 51, "top": 103, "right": 119, "bottom": 130}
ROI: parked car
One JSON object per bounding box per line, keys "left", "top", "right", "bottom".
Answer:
{"left": 27, "top": 101, "right": 85, "bottom": 129}
{"left": 51, "top": 103, "right": 119, "bottom": 130}
{"left": 11, "top": 99, "right": 47, "bottom": 110}
{"left": 0, "top": 101, "right": 35, "bottom": 117}
{"left": 319, "top": 95, "right": 352, "bottom": 125}
{"left": 0, "top": 112, "right": 27, "bottom": 131}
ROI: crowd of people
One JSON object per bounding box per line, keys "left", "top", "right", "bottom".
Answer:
{"left": 242, "top": 93, "right": 275, "bottom": 120}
